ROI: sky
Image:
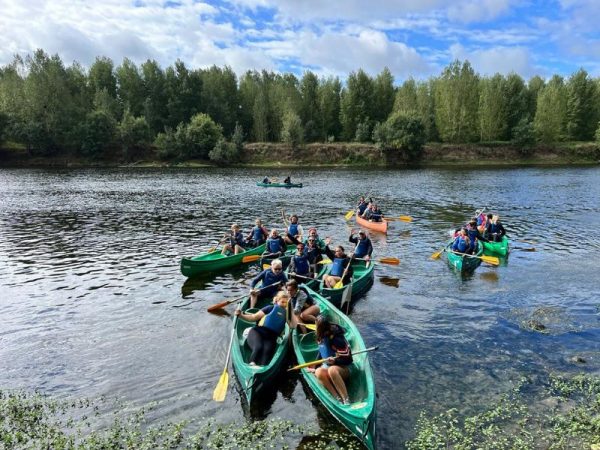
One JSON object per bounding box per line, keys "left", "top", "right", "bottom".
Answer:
{"left": 1, "top": 0, "right": 599, "bottom": 82}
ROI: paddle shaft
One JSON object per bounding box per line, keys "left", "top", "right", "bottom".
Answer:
{"left": 334, "top": 256, "right": 354, "bottom": 289}
{"left": 207, "top": 280, "right": 283, "bottom": 312}
{"left": 288, "top": 346, "right": 379, "bottom": 371}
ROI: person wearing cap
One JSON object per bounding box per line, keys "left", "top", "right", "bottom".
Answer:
{"left": 309, "top": 314, "right": 353, "bottom": 405}
{"left": 235, "top": 291, "right": 289, "bottom": 366}
{"left": 322, "top": 239, "right": 353, "bottom": 288}
{"left": 263, "top": 228, "right": 287, "bottom": 258}
{"left": 285, "top": 279, "right": 320, "bottom": 332}
{"left": 284, "top": 214, "right": 304, "bottom": 244}
{"left": 221, "top": 223, "right": 246, "bottom": 255}
{"left": 249, "top": 258, "right": 288, "bottom": 308}
{"left": 349, "top": 229, "right": 373, "bottom": 262}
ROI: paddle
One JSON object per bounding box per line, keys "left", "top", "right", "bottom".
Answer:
{"left": 206, "top": 281, "right": 283, "bottom": 312}
{"left": 241, "top": 254, "right": 261, "bottom": 263}
{"left": 287, "top": 346, "right": 379, "bottom": 371}
{"left": 288, "top": 272, "right": 316, "bottom": 281}
{"left": 384, "top": 215, "right": 412, "bottom": 223}
{"left": 318, "top": 258, "right": 333, "bottom": 264}
{"left": 213, "top": 312, "right": 239, "bottom": 402}
{"left": 452, "top": 251, "right": 500, "bottom": 266}
{"left": 208, "top": 237, "right": 227, "bottom": 253}
{"left": 281, "top": 209, "right": 289, "bottom": 227}
{"left": 357, "top": 256, "right": 400, "bottom": 265}
{"left": 344, "top": 209, "right": 355, "bottom": 221}
{"left": 430, "top": 248, "right": 445, "bottom": 260}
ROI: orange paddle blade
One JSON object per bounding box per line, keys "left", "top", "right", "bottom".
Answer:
{"left": 241, "top": 254, "right": 260, "bottom": 263}
{"left": 378, "top": 257, "right": 400, "bottom": 265}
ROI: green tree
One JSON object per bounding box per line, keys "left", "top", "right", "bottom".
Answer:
{"left": 89, "top": 57, "right": 117, "bottom": 98}
{"left": 565, "top": 68, "right": 598, "bottom": 140}
{"left": 478, "top": 74, "right": 508, "bottom": 141}
{"left": 373, "top": 67, "right": 395, "bottom": 123}
{"left": 231, "top": 121, "right": 244, "bottom": 151}
{"left": 141, "top": 59, "right": 167, "bottom": 135}
{"left": 118, "top": 108, "right": 151, "bottom": 159}
{"left": 595, "top": 122, "right": 600, "bottom": 142}
{"left": 340, "top": 69, "right": 375, "bottom": 141}
{"left": 416, "top": 80, "right": 438, "bottom": 142}
{"left": 200, "top": 65, "right": 238, "bottom": 136}
{"left": 534, "top": 75, "right": 567, "bottom": 143}
{"left": 154, "top": 127, "right": 180, "bottom": 160}
{"left": 504, "top": 73, "right": 529, "bottom": 140}
{"left": 164, "top": 61, "right": 202, "bottom": 129}
{"left": 182, "top": 113, "right": 223, "bottom": 159}
{"left": 299, "top": 71, "right": 321, "bottom": 142}
{"left": 394, "top": 78, "right": 418, "bottom": 115}
{"left": 527, "top": 75, "right": 545, "bottom": 121}
{"left": 115, "top": 58, "right": 145, "bottom": 117}
{"left": 80, "top": 110, "right": 116, "bottom": 158}
{"left": 433, "top": 60, "right": 480, "bottom": 143}
{"left": 511, "top": 117, "right": 535, "bottom": 151}
{"left": 281, "top": 109, "right": 304, "bottom": 148}
{"left": 209, "top": 138, "right": 239, "bottom": 164}
{"left": 252, "top": 88, "right": 269, "bottom": 142}
{"left": 318, "top": 76, "right": 341, "bottom": 141}
{"left": 374, "top": 111, "right": 426, "bottom": 160}
{"left": 0, "top": 111, "right": 8, "bottom": 144}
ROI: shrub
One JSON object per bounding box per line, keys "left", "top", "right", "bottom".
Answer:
{"left": 281, "top": 110, "right": 304, "bottom": 148}
{"left": 80, "top": 110, "right": 116, "bottom": 158}
{"left": 374, "top": 112, "right": 426, "bottom": 160}
{"left": 209, "top": 138, "right": 239, "bottom": 164}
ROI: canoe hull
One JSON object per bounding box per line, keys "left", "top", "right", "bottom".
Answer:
{"left": 292, "top": 286, "right": 376, "bottom": 450}
{"left": 318, "top": 260, "right": 375, "bottom": 308}
{"left": 446, "top": 241, "right": 483, "bottom": 273}
{"left": 231, "top": 294, "right": 290, "bottom": 405}
{"left": 256, "top": 182, "right": 303, "bottom": 188}
{"left": 356, "top": 214, "right": 387, "bottom": 233}
{"left": 180, "top": 244, "right": 266, "bottom": 277}
{"left": 481, "top": 235, "right": 510, "bottom": 257}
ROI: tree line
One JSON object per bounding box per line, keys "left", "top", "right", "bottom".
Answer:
{"left": 0, "top": 49, "right": 599, "bottom": 163}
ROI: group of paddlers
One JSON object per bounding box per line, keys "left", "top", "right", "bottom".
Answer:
{"left": 262, "top": 176, "right": 292, "bottom": 184}
{"left": 216, "top": 209, "right": 376, "bottom": 404}
{"left": 356, "top": 196, "right": 384, "bottom": 222}
{"left": 451, "top": 212, "right": 507, "bottom": 254}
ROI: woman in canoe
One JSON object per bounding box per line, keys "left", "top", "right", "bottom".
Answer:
{"left": 263, "top": 229, "right": 287, "bottom": 258}
{"left": 247, "top": 218, "right": 269, "bottom": 247}
{"left": 322, "top": 239, "right": 353, "bottom": 288}
{"left": 221, "top": 224, "right": 246, "bottom": 255}
{"left": 235, "top": 291, "right": 290, "bottom": 367}
{"left": 284, "top": 176, "right": 291, "bottom": 184}
{"left": 249, "top": 259, "right": 288, "bottom": 308}
{"left": 284, "top": 214, "right": 304, "bottom": 244}
{"left": 305, "top": 227, "right": 326, "bottom": 250}
{"left": 356, "top": 196, "right": 370, "bottom": 217}
{"left": 309, "top": 313, "right": 353, "bottom": 405}
{"left": 361, "top": 203, "right": 383, "bottom": 222}
{"left": 286, "top": 279, "right": 320, "bottom": 332}
{"left": 451, "top": 228, "right": 471, "bottom": 254}
{"left": 466, "top": 218, "right": 488, "bottom": 253}
{"left": 485, "top": 214, "right": 506, "bottom": 242}
{"left": 349, "top": 229, "right": 373, "bottom": 262}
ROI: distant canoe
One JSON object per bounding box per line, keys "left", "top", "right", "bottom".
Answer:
{"left": 256, "top": 182, "right": 303, "bottom": 188}
{"left": 356, "top": 214, "right": 387, "bottom": 233}
{"left": 445, "top": 241, "right": 483, "bottom": 273}
{"left": 180, "top": 244, "right": 266, "bottom": 277}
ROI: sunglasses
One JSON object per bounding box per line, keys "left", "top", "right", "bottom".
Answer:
{"left": 273, "top": 267, "right": 282, "bottom": 271}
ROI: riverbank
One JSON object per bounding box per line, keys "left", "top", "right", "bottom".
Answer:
{"left": 1, "top": 141, "right": 599, "bottom": 168}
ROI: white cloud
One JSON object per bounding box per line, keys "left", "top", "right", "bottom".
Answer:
{"left": 447, "top": 0, "right": 512, "bottom": 23}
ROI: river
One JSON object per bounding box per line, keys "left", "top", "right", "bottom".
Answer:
{"left": 0, "top": 166, "right": 599, "bottom": 449}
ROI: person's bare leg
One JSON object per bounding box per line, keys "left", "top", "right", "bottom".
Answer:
{"left": 315, "top": 368, "right": 340, "bottom": 398}
{"left": 300, "top": 305, "right": 320, "bottom": 324}
{"left": 328, "top": 366, "right": 349, "bottom": 401}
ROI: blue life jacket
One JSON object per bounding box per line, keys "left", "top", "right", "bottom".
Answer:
{"left": 354, "top": 238, "right": 370, "bottom": 258}
{"left": 288, "top": 223, "right": 299, "bottom": 236}
{"left": 231, "top": 231, "right": 245, "bottom": 247}
{"left": 262, "top": 304, "right": 287, "bottom": 334}
{"left": 318, "top": 336, "right": 336, "bottom": 359}
{"left": 452, "top": 237, "right": 469, "bottom": 253}
{"left": 267, "top": 237, "right": 282, "bottom": 253}
{"left": 466, "top": 228, "right": 479, "bottom": 244}
{"left": 330, "top": 258, "right": 345, "bottom": 277}
{"left": 292, "top": 254, "right": 310, "bottom": 274}
{"left": 262, "top": 270, "right": 286, "bottom": 295}
{"left": 252, "top": 226, "right": 265, "bottom": 242}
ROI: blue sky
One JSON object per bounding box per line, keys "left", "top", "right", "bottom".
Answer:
{"left": 1, "top": 0, "right": 599, "bottom": 82}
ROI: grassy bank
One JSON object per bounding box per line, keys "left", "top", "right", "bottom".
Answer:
{"left": 1, "top": 141, "right": 599, "bottom": 168}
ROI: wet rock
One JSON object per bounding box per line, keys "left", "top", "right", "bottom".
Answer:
{"left": 525, "top": 319, "right": 547, "bottom": 332}
{"left": 569, "top": 355, "right": 586, "bottom": 364}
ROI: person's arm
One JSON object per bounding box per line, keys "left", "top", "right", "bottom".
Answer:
{"left": 324, "top": 245, "right": 335, "bottom": 260}
{"left": 235, "top": 309, "right": 265, "bottom": 322}
{"left": 348, "top": 234, "right": 358, "bottom": 244}
{"left": 288, "top": 257, "right": 296, "bottom": 273}
{"left": 296, "top": 225, "right": 304, "bottom": 239}
{"left": 293, "top": 291, "right": 308, "bottom": 315}
{"left": 498, "top": 223, "right": 506, "bottom": 236}
{"left": 250, "top": 270, "right": 266, "bottom": 289}
{"left": 366, "top": 239, "right": 373, "bottom": 257}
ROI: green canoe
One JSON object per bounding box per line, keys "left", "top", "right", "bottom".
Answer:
{"left": 445, "top": 240, "right": 483, "bottom": 273}
{"left": 256, "top": 182, "right": 303, "bottom": 188}
{"left": 318, "top": 260, "right": 375, "bottom": 308}
{"left": 292, "top": 286, "right": 376, "bottom": 450}
{"left": 231, "top": 293, "right": 290, "bottom": 405}
{"left": 180, "top": 243, "right": 266, "bottom": 277}
{"left": 481, "top": 235, "right": 510, "bottom": 257}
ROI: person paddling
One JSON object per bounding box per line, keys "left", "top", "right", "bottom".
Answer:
{"left": 284, "top": 176, "right": 291, "bottom": 184}
{"left": 349, "top": 229, "right": 373, "bottom": 262}
{"left": 451, "top": 228, "right": 471, "bottom": 253}
{"left": 221, "top": 224, "right": 246, "bottom": 255}
{"left": 322, "top": 239, "right": 353, "bottom": 288}
{"left": 249, "top": 259, "right": 287, "bottom": 308}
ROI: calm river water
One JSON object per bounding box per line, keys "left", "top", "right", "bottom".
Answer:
{"left": 1, "top": 167, "right": 599, "bottom": 449}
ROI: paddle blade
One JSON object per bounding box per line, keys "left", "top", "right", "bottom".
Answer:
{"left": 213, "top": 369, "right": 229, "bottom": 401}
{"left": 398, "top": 215, "right": 412, "bottom": 222}
{"left": 431, "top": 249, "right": 443, "bottom": 260}
{"left": 262, "top": 263, "right": 271, "bottom": 270}
{"left": 379, "top": 257, "right": 400, "bottom": 265}
{"left": 318, "top": 258, "right": 333, "bottom": 264}
{"left": 207, "top": 301, "right": 230, "bottom": 312}
{"left": 344, "top": 210, "right": 354, "bottom": 220}
{"left": 241, "top": 254, "right": 260, "bottom": 263}
{"left": 481, "top": 255, "right": 500, "bottom": 266}
{"left": 304, "top": 323, "right": 316, "bottom": 331}
{"left": 333, "top": 279, "right": 344, "bottom": 289}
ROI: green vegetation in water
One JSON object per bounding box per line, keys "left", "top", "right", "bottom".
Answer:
{"left": 407, "top": 373, "right": 600, "bottom": 450}
{"left": 0, "top": 389, "right": 363, "bottom": 449}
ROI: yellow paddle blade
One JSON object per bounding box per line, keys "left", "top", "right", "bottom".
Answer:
{"left": 262, "top": 263, "right": 271, "bottom": 270}
{"left": 287, "top": 357, "right": 327, "bottom": 372}
{"left": 318, "top": 258, "right": 332, "bottom": 264}
{"left": 431, "top": 249, "right": 444, "bottom": 260}
{"left": 481, "top": 255, "right": 500, "bottom": 266}
{"left": 304, "top": 323, "right": 316, "bottom": 331}
{"left": 241, "top": 254, "right": 260, "bottom": 263}
{"left": 398, "top": 215, "right": 412, "bottom": 222}
{"left": 344, "top": 210, "right": 354, "bottom": 220}
{"left": 379, "top": 257, "right": 400, "bottom": 265}
{"left": 213, "top": 369, "right": 229, "bottom": 402}
{"left": 333, "top": 279, "right": 344, "bottom": 289}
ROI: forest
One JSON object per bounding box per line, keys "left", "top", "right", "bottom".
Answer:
{"left": 0, "top": 49, "right": 599, "bottom": 164}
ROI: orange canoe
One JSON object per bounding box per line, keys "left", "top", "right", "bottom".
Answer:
{"left": 356, "top": 214, "right": 388, "bottom": 233}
